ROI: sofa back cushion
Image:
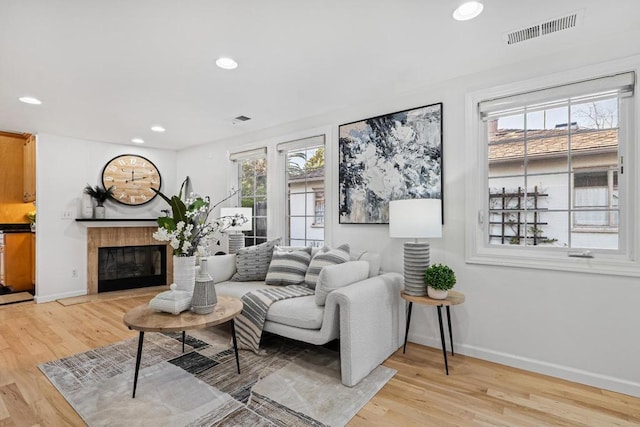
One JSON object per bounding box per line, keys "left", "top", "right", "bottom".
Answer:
{"left": 199, "top": 254, "right": 236, "bottom": 283}
{"left": 315, "top": 260, "right": 370, "bottom": 306}
{"left": 265, "top": 246, "right": 312, "bottom": 286}
{"left": 354, "top": 251, "right": 382, "bottom": 277}
{"left": 231, "top": 238, "right": 280, "bottom": 282}
{"left": 304, "top": 243, "right": 351, "bottom": 289}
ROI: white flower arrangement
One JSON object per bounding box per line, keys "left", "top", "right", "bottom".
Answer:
{"left": 152, "top": 178, "right": 248, "bottom": 257}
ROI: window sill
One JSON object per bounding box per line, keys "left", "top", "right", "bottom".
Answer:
{"left": 572, "top": 227, "right": 619, "bottom": 233}
{"left": 466, "top": 247, "right": 639, "bottom": 278}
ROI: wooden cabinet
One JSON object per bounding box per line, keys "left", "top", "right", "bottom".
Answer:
{"left": 23, "top": 135, "right": 36, "bottom": 202}
{"left": 2, "top": 233, "right": 33, "bottom": 292}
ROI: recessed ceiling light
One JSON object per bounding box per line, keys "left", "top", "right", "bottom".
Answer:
{"left": 19, "top": 96, "right": 42, "bottom": 105}
{"left": 151, "top": 125, "right": 166, "bottom": 132}
{"left": 131, "top": 138, "right": 144, "bottom": 144}
{"left": 216, "top": 57, "right": 238, "bottom": 70}
{"left": 453, "top": 1, "right": 484, "bottom": 21}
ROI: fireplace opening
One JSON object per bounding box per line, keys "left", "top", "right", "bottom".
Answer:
{"left": 98, "top": 245, "right": 167, "bottom": 293}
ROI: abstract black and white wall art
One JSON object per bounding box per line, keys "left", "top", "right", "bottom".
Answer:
{"left": 338, "top": 103, "right": 442, "bottom": 224}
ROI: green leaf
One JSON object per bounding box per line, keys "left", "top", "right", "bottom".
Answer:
{"left": 157, "top": 216, "right": 176, "bottom": 230}
{"left": 169, "top": 196, "right": 187, "bottom": 223}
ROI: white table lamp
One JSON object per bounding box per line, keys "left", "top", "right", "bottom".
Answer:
{"left": 389, "top": 199, "right": 442, "bottom": 296}
{"left": 220, "top": 207, "right": 252, "bottom": 254}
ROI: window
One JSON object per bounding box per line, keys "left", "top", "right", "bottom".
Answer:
{"left": 231, "top": 149, "right": 268, "bottom": 247}
{"left": 573, "top": 168, "right": 618, "bottom": 230}
{"left": 466, "top": 70, "right": 636, "bottom": 274}
{"left": 278, "top": 136, "right": 325, "bottom": 247}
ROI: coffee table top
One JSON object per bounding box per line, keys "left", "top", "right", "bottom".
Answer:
{"left": 123, "top": 295, "right": 243, "bottom": 333}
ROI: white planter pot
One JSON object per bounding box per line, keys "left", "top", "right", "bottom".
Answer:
{"left": 173, "top": 255, "right": 197, "bottom": 294}
{"left": 427, "top": 286, "right": 448, "bottom": 300}
{"left": 94, "top": 205, "right": 106, "bottom": 219}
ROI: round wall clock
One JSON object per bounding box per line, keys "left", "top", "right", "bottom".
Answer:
{"left": 101, "top": 154, "right": 162, "bottom": 206}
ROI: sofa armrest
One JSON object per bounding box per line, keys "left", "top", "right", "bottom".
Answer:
{"left": 326, "top": 272, "right": 404, "bottom": 386}
{"left": 198, "top": 254, "right": 237, "bottom": 283}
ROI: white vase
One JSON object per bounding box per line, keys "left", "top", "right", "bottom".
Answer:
{"left": 192, "top": 258, "right": 217, "bottom": 314}
{"left": 173, "top": 255, "right": 197, "bottom": 294}
{"left": 427, "top": 286, "right": 448, "bottom": 300}
{"left": 81, "top": 194, "right": 93, "bottom": 219}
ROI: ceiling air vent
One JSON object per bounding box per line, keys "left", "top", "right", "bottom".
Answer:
{"left": 232, "top": 115, "right": 252, "bottom": 124}
{"left": 504, "top": 11, "right": 581, "bottom": 45}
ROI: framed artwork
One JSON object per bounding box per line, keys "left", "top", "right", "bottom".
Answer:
{"left": 338, "top": 102, "right": 442, "bottom": 224}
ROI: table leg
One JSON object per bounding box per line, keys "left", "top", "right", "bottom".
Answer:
{"left": 437, "top": 305, "right": 449, "bottom": 375}
{"left": 132, "top": 331, "right": 144, "bottom": 398}
{"left": 446, "top": 305, "right": 454, "bottom": 356}
{"left": 403, "top": 302, "right": 413, "bottom": 354}
{"left": 231, "top": 320, "right": 241, "bottom": 374}
{"left": 182, "top": 331, "right": 186, "bottom": 353}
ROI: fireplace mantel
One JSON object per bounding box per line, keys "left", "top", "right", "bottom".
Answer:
{"left": 77, "top": 219, "right": 158, "bottom": 228}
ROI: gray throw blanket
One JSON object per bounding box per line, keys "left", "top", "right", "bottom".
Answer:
{"left": 235, "top": 285, "right": 314, "bottom": 353}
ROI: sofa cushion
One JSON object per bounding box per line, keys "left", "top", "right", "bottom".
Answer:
{"left": 215, "top": 280, "right": 272, "bottom": 299}
{"left": 198, "top": 254, "right": 236, "bottom": 283}
{"left": 265, "top": 246, "right": 312, "bottom": 286}
{"left": 305, "top": 243, "right": 351, "bottom": 289}
{"left": 266, "top": 295, "right": 324, "bottom": 329}
{"left": 315, "top": 260, "right": 370, "bottom": 306}
{"left": 353, "top": 251, "right": 382, "bottom": 277}
{"left": 231, "top": 238, "right": 280, "bottom": 282}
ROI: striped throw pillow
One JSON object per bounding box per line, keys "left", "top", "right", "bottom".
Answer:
{"left": 231, "top": 239, "right": 280, "bottom": 282}
{"left": 304, "top": 243, "right": 351, "bottom": 289}
{"left": 265, "top": 246, "right": 313, "bottom": 286}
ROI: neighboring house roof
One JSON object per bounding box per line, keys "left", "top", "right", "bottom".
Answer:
{"left": 489, "top": 128, "right": 618, "bottom": 162}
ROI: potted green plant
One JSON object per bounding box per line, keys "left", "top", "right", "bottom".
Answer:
{"left": 84, "top": 184, "right": 114, "bottom": 219}
{"left": 424, "top": 263, "right": 456, "bottom": 300}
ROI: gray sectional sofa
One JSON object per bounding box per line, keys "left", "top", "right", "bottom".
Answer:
{"left": 202, "top": 251, "right": 404, "bottom": 387}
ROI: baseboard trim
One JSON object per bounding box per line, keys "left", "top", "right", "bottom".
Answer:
{"left": 34, "top": 289, "right": 87, "bottom": 303}
{"left": 409, "top": 332, "right": 640, "bottom": 398}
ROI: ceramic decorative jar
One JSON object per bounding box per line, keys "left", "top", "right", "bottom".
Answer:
{"left": 192, "top": 258, "right": 217, "bottom": 314}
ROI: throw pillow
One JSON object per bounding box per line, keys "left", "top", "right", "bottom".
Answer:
{"left": 265, "top": 246, "right": 312, "bottom": 286}
{"left": 304, "top": 243, "right": 351, "bottom": 289}
{"left": 314, "top": 260, "right": 370, "bottom": 306}
{"left": 231, "top": 238, "right": 280, "bottom": 282}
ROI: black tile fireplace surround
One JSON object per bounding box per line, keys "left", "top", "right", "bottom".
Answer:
{"left": 98, "top": 245, "right": 166, "bottom": 293}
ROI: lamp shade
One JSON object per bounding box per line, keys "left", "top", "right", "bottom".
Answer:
{"left": 220, "top": 207, "right": 253, "bottom": 231}
{"left": 389, "top": 199, "right": 442, "bottom": 239}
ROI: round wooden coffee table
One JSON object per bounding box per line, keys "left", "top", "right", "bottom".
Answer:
{"left": 123, "top": 295, "right": 243, "bottom": 398}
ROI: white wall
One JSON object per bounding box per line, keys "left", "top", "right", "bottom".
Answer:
{"left": 176, "top": 42, "right": 640, "bottom": 396}
{"left": 35, "top": 133, "right": 177, "bottom": 302}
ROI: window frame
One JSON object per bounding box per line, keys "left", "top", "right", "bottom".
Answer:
{"left": 235, "top": 154, "right": 268, "bottom": 247}
{"left": 465, "top": 64, "right": 639, "bottom": 277}
{"left": 280, "top": 136, "right": 326, "bottom": 247}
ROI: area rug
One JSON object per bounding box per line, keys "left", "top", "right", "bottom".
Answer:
{"left": 39, "top": 328, "right": 395, "bottom": 426}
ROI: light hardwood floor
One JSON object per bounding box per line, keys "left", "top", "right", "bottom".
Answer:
{"left": 1, "top": 296, "right": 639, "bottom": 426}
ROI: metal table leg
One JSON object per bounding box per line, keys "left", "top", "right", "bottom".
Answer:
{"left": 403, "top": 302, "right": 413, "bottom": 354}
{"left": 182, "top": 331, "right": 186, "bottom": 353}
{"left": 437, "top": 305, "right": 449, "bottom": 375}
{"left": 446, "top": 305, "right": 454, "bottom": 356}
{"left": 231, "top": 320, "right": 241, "bottom": 374}
{"left": 132, "top": 331, "right": 144, "bottom": 398}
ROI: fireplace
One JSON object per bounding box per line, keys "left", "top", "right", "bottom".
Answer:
{"left": 98, "top": 245, "right": 166, "bottom": 292}
{"left": 85, "top": 226, "right": 173, "bottom": 294}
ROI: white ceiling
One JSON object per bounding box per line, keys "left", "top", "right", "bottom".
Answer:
{"left": 1, "top": 0, "right": 639, "bottom": 150}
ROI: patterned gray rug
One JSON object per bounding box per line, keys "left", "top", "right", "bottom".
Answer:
{"left": 39, "top": 327, "right": 395, "bottom": 426}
